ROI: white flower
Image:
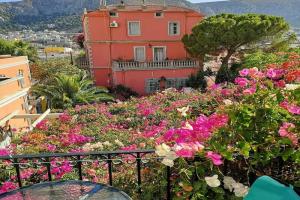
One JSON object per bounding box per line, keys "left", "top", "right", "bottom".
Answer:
{"left": 155, "top": 143, "right": 171, "bottom": 157}
{"left": 232, "top": 183, "right": 249, "bottom": 197}
{"left": 223, "top": 99, "right": 233, "bottom": 105}
{"left": 183, "top": 122, "right": 193, "bottom": 130}
{"left": 177, "top": 106, "right": 190, "bottom": 117}
{"left": 155, "top": 143, "right": 178, "bottom": 167}
{"left": 205, "top": 175, "right": 221, "bottom": 188}
{"left": 161, "top": 158, "right": 175, "bottom": 167}
{"left": 285, "top": 84, "right": 300, "bottom": 91}
{"left": 114, "top": 139, "right": 124, "bottom": 147}
{"left": 223, "top": 176, "right": 236, "bottom": 192}
{"left": 103, "top": 141, "right": 112, "bottom": 146}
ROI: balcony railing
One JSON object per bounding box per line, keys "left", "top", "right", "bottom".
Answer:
{"left": 0, "top": 150, "right": 172, "bottom": 200}
{"left": 113, "top": 59, "right": 199, "bottom": 71}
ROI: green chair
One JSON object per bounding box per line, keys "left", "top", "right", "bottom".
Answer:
{"left": 244, "top": 176, "right": 300, "bottom": 200}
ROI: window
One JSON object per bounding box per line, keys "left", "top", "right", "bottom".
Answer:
{"left": 128, "top": 21, "right": 141, "bottom": 36}
{"left": 153, "top": 47, "right": 166, "bottom": 61}
{"left": 155, "top": 12, "right": 163, "bottom": 18}
{"left": 18, "top": 69, "right": 24, "bottom": 77}
{"left": 146, "top": 78, "right": 188, "bottom": 93}
{"left": 145, "top": 79, "right": 159, "bottom": 93}
{"left": 166, "top": 78, "right": 188, "bottom": 89}
{"left": 134, "top": 46, "right": 146, "bottom": 62}
{"left": 109, "top": 11, "right": 118, "bottom": 17}
{"left": 168, "top": 22, "right": 180, "bottom": 36}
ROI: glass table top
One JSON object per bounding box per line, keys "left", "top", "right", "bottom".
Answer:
{"left": 0, "top": 180, "right": 131, "bottom": 200}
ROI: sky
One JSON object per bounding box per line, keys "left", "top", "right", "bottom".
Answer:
{"left": 0, "top": 0, "right": 229, "bottom": 2}
{"left": 0, "top": 0, "right": 22, "bottom": 2}
{"left": 188, "top": 0, "right": 228, "bottom": 3}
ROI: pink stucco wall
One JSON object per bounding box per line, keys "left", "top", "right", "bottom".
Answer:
{"left": 113, "top": 68, "right": 198, "bottom": 95}
{"left": 83, "top": 5, "right": 204, "bottom": 94}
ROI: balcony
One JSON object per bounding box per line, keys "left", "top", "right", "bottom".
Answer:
{"left": 112, "top": 59, "right": 199, "bottom": 71}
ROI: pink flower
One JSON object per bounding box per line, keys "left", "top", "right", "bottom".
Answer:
{"left": 0, "top": 182, "right": 17, "bottom": 194}
{"left": 175, "top": 142, "right": 204, "bottom": 158}
{"left": 36, "top": 120, "right": 48, "bottom": 131}
{"left": 221, "top": 89, "right": 233, "bottom": 96}
{"left": 206, "top": 151, "right": 223, "bottom": 165}
{"left": 280, "top": 101, "right": 300, "bottom": 115}
{"left": 239, "top": 69, "right": 249, "bottom": 77}
{"left": 235, "top": 77, "right": 249, "bottom": 87}
{"left": 242, "top": 87, "right": 256, "bottom": 95}
{"left": 121, "top": 144, "right": 137, "bottom": 151}
{"left": 0, "top": 148, "right": 10, "bottom": 156}
{"left": 59, "top": 113, "right": 72, "bottom": 122}
{"left": 46, "top": 144, "right": 56, "bottom": 152}
{"left": 266, "top": 68, "right": 284, "bottom": 80}
{"left": 279, "top": 123, "right": 298, "bottom": 146}
{"left": 175, "top": 149, "right": 194, "bottom": 158}
{"left": 274, "top": 80, "right": 286, "bottom": 88}
{"left": 248, "top": 67, "right": 259, "bottom": 78}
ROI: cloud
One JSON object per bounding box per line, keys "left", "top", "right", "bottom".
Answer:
{"left": 0, "top": 0, "right": 22, "bottom": 2}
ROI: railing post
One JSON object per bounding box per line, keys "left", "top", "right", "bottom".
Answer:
{"left": 167, "top": 166, "right": 171, "bottom": 200}
{"left": 45, "top": 157, "right": 52, "bottom": 181}
{"left": 136, "top": 152, "right": 142, "bottom": 195}
{"left": 77, "top": 155, "right": 83, "bottom": 181}
{"left": 13, "top": 158, "right": 22, "bottom": 188}
{"left": 107, "top": 154, "right": 113, "bottom": 186}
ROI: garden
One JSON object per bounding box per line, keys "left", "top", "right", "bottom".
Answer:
{"left": 0, "top": 49, "right": 299, "bottom": 199}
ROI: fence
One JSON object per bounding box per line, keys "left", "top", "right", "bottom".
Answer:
{"left": 0, "top": 150, "right": 171, "bottom": 199}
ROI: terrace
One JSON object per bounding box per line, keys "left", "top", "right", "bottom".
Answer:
{"left": 112, "top": 59, "right": 199, "bottom": 71}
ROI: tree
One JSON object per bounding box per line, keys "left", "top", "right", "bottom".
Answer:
{"left": 0, "top": 39, "right": 37, "bottom": 62}
{"left": 32, "top": 72, "right": 114, "bottom": 109}
{"left": 182, "top": 14, "right": 293, "bottom": 83}
{"left": 30, "top": 58, "right": 82, "bottom": 84}
{"left": 73, "top": 33, "right": 85, "bottom": 49}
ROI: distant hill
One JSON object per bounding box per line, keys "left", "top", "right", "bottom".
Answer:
{"left": 196, "top": 0, "right": 300, "bottom": 28}
{"left": 0, "top": 0, "right": 299, "bottom": 33}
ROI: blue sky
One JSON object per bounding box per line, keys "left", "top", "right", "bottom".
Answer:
{"left": 0, "top": 0, "right": 229, "bottom": 2}
{"left": 0, "top": 0, "right": 22, "bottom": 2}
{"left": 188, "top": 0, "right": 228, "bottom": 3}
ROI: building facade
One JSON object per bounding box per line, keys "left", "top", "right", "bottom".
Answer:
{"left": 83, "top": 4, "right": 204, "bottom": 95}
{"left": 0, "top": 56, "right": 33, "bottom": 129}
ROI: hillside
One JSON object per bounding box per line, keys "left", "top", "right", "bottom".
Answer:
{"left": 0, "top": 0, "right": 299, "bottom": 33}
{"left": 196, "top": 0, "right": 300, "bottom": 28}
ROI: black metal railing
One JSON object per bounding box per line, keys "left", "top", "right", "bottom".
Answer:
{"left": 0, "top": 150, "right": 171, "bottom": 199}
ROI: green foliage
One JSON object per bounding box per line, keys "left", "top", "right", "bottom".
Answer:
{"left": 242, "top": 51, "right": 287, "bottom": 69}
{"left": 186, "top": 68, "right": 214, "bottom": 91}
{"left": 210, "top": 86, "right": 299, "bottom": 184}
{"left": 215, "top": 62, "right": 242, "bottom": 83}
{"left": 32, "top": 72, "right": 114, "bottom": 109}
{"left": 0, "top": 39, "right": 37, "bottom": 61}
{"left": 112, "top": 84, "right": 139, "bottom": 100}
{"left": 182, "top": 13, "right": 291, "bottom": 82}
{"left": 30, "top": 58, "right": 82, "bottom": 84}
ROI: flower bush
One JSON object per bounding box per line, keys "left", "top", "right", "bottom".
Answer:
{"left": 0, "top": 51, "right": 299, "bottom": 199}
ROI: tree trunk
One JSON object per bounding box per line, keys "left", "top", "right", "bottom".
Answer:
{"left": 197, "top": 55, "right": 205, "bottom": 71}
{"left": 216, "top": 50, "right": 235, "bottom": 83}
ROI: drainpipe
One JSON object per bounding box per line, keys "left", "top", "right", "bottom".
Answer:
{"left": 108, "top": 12, "right": 113, "bottom": 87}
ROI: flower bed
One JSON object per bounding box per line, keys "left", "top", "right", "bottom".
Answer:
{"left": 0, "top": 52, "right": 299, "bottom": 199}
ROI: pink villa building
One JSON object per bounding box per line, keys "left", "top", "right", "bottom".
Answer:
{"left": 83, "top": 2, "right": 204, "bottom": 95}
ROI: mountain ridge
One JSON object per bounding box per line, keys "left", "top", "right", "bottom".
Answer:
{"left": 0, "top": 0, "right": 299, "bottom": 33}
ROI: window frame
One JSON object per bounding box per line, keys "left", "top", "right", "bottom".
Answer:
{"left": 128, "top": 21, "right": 141, "bottom": 36}
{"left": 152, "top": 46, "right": 167, "bottom": 61}
{"left": 154, "top": 12, "right": 164, "bottom": 18}
{"left": 109, "top": 11, "right": 118, "bottom": 17}
{"left": 133, "top": 46, "right": 146, "bottom": 62}
{"left": 168, "top": 21, "right": 180, "bottom": 36}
